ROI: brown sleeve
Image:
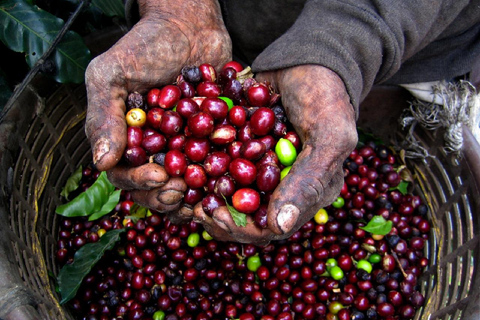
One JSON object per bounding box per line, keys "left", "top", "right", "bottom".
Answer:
{"left": 124, "top": 0, "right": 139, "bottom": 28}
{"left": 249, "top": 0, "right": 480, "bottom": 112}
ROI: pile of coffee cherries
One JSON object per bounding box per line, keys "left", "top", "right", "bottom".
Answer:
{"left": 122, "top": 62, "right": 300, "bottom": 222}
{"left": 57, "top": 138, "right": 430, "bottom": 320}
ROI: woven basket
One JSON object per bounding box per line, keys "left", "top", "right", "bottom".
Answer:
{"left": 359, "top": 87, "right": 480, "bottom": 320}
{"left": 0, "top": 51, "right": 479, "bottom": 319}
{"left": 0, "top": 27, "right": 124, "bottom": 320}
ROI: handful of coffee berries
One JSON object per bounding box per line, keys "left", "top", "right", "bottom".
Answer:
{"left": 123, "top": 62, "right": 301, "bottom": 226}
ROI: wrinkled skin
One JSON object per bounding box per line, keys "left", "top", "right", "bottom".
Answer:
{"left": 193, "top": 65, "right": 358, "bottom": 245}
{"left": 85, "top": 0, "right": 358, "bottom": 244}
{"left": 85, "top": 0, "right": 231, "bottom": 222}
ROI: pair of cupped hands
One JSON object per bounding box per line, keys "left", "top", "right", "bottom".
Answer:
{"left": 85, "top": 0, "right": 357, "bottom": 246}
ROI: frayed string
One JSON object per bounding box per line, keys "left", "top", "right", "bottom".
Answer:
{"left": 399, "top": 80, "right": 478, "bottom": 159}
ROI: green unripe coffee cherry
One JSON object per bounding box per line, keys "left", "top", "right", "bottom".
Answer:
{"left": 280, "top": 166, "right": 292, "bottom": 180}
{"left": 202, "top": 230, "right": 213, "bottom": 241}
{"left": 328, "top": 301, "right": 344, "bottom": 314}
{"left": 329, "top": 266, "right": 344, "bottom": 280}
{"left": 219, "top": 96, "right": 234, "bottom": 110}
{"left": 368, "top": 253, "right": 382, "bottom": 264}
{"left": 331, "top": 196, "right": 345, "bottom": 208}
{"left": 187, "top": 232, "right": 200, "bottom": 247}
{"left": 246, "top": 255, "right": 262, "bottom": 272}
{"left": 357, "top": 259, "right": 373, "bottom": 273}
{"left": 153, "top": 310, "right": 165, "bottom": 320}
{"left": 326, "top": 258, "right": 338, "bottom": 271}
{"left": 275, "top": 138, "right": 297, "bottom": 166}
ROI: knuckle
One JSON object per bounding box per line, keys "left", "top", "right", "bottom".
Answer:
{"left": 297, "top": 176, "right": 325, "bottom": 204}
{"left": 85, "top": 55, "right": 105, "bottom": 83}
{"left": 85, "top": 57, "right": 98, "bottom": 80}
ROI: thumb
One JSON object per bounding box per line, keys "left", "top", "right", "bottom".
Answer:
{"left": 85, "top": 56, "right": 129, "bottom": 171}
{"left": 267, "top": 144, "right": 345, "bottom": 235}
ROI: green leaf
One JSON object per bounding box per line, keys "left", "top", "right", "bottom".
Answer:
{"left": 58, "top": 228, "right": 125, "bottom": 304}
{"left": 222, "top": 195, "right": 247, "bottom": 227}
{"left": 47, "top": 271, "right": 59, "bottom": 293}
{"left": 55, "top": 171, "right": 117, "bottom": 218}
{"left": 91, "top": 0, "right": 124, "bottom": 18}
{"left": 0, "top": 0, "right": 91, "bottom": 83}
{"left": 390, "top": 180, "right": 409, "bottom": 195}
{"left": 51, "top": 31, "right": 91, "bottom": 83}
{"left": 360, "top": 215, "right": 393, "bottom": 236}
{"left": 124, "top": 204, "right": 149, "bottom": 223}
{"left": 88, "top": 189, "right": 121, "bottom": 221}
{"left": 60, "top": 165, "right": 83, "bottom": 200}
{"left": 356, "top": 128, "right": 384, "bottom": 147}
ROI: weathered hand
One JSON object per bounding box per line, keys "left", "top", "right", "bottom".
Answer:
{"left": 193, "top": 65, "right": 357, "bottom": 245}
{"left": 84, "top": 0, "right": 231, "bottom": 219}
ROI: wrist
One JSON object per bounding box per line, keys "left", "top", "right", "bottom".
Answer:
{"left": 137, "top": 0, "right": 222, "bottom": 23}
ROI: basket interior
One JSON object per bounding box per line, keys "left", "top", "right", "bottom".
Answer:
{"left": 3, "top": 78, "right": 89, "bottom": 319}
{"left": 1, "top": 81, "right": 479, "bottom": 319}
{"left": 403, "top": 128, "right": 480, "bottom": 320}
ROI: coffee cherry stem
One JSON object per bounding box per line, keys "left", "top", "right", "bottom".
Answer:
{"left": 391, "top": 250, "right": 408, "bottom": 278}
{"left": 361, "top": 242, "right": 377, "bottom": 253}
{"left": 236, "top": 66, "right": 254, "bottom": 84}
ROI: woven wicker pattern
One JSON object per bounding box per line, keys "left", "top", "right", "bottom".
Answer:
{"left": 0, "top": 78, "right": 478, "bottom": 319}
{"left": 404, "top": 128, "right": 480, "bottom": 320}
{"left": 0, "top": 75, "right": 87, "bottom": 319}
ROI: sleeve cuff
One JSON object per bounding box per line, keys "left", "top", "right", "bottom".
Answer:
{"left": 124, "top": 0, "right": 140, "bottom": 28}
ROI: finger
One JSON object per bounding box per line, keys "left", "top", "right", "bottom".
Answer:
{"left": 107, "top": 163, "right": 170, "bottom": 190}
{"left": 212, "top": 206, "right": 275, "bottom": 246}
{"left": 130, "top": 177, "right": 187, "bottom": 212}
{"left": 167, "top": 205, "right": 194, "bottom": 225}
{"left": 85, "top": 54, "right": 129, "bottom": 172}
{"left": 267, "top": 144, "right": 345, "bottom": 235}
{"left": 192, "top": 203, "right": 236, "bottom": 242}
{"left": 261, "top": 66, "right": 357, "bottom": 236}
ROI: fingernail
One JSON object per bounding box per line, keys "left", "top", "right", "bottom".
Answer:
{"left": 146, "top": 180, "right": 165, "bottom": 188}
{"left": 157, "top": 190, "right": 183, "bottom": 205}
{"left": 193, "top": 215, "right": 206, "bottom": 224}
{"left": 276, "top": 204, "right": 299, "bottom": 233}
{"left": 93, "top": 138, "right": 110, "bottom": 165}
